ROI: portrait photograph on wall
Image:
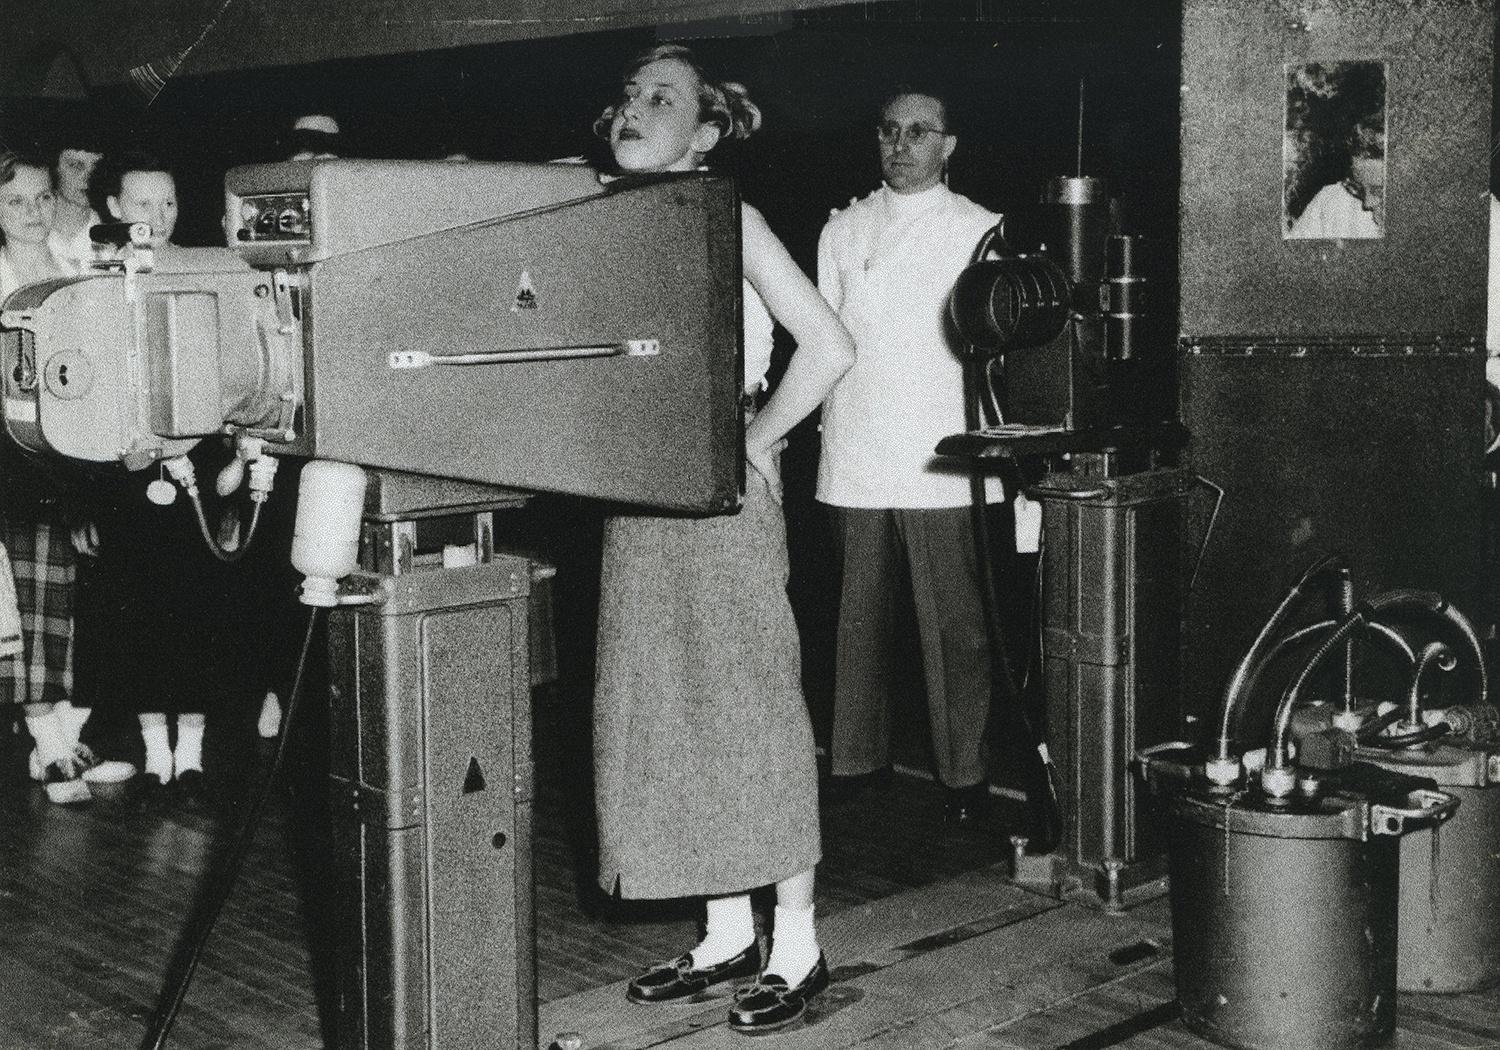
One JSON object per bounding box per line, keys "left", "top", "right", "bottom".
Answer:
{"left": 1283, "top": 59, "right": 1387, "bottom": 239}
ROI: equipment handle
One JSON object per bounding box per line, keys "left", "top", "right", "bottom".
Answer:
{"left": 1371, "top": 788, "right": 1462, "bottom": 836}
{"left": 388, "top": 344, "right": 630, "bottom": 369}
{"left": 1025, "top": 482, "right": 1110, "bottom": 502}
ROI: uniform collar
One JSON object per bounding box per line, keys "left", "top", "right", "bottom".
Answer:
{"left": 880, "top": 181, "right": 950, "bottom": 218}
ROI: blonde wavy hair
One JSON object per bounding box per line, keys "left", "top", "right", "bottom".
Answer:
{"left": 594, "top": 44, "right": 762, "bottom": 145}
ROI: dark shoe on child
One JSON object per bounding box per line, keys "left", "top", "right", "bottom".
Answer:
{"left": 174, "top": 769, "right": 207, "bottom": 809}
{"left": 626, "top": 943, "right": 760, "bottom": 1003}
{"left": 943, "top": 782, "right": 991, "bottom": 826}
{"left": 129, "top": 773, "right": 171, "bottom": 809}
{"left": 727, "top": 953, "right": 830, "bottom": 1033}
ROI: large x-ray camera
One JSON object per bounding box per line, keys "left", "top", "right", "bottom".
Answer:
{"left": 1, "top": 159, "right": 744, "bottom": 513}
{"left": 2, "top": 161, "right": 746, "bottom": 1050}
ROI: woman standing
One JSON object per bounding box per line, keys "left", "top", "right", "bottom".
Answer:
{"left": 0, "top": 151, "right": 91, "bottom": 802}
{"left": 590, "top": 45, "right": 856, "bottom": 1034}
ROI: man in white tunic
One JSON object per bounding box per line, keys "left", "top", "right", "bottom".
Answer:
{"left": 816, "top": 88, "right": 1002, "bottom": 823}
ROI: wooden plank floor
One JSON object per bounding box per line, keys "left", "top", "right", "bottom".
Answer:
{"left": 4, "top": 700, "right": 1499, "bottom": 1050}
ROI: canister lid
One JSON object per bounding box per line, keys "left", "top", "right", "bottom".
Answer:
{"left": 1359, "top": 741, "right": 1494, "bottom": 788}
{"left": 1043, "top": 175, "right": 1108, "bottom": 205}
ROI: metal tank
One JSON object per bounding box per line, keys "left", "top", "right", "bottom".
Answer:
{"left": 1344, "top": 606, "right": 1499, "bottom": 994}
{"left": 1139, "top": 749, "right": 1458, "bottom": 1050}
{"left": 1359, "top": 713, "right": 1500, "bottom": 993}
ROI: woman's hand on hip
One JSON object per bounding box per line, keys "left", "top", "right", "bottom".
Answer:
{"left": 746, "top": 438, "right": 786, "bottom": 505}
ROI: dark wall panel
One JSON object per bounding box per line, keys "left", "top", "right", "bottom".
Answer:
{"left": 1179, "top": 0, "right": 1492, "bottom": 337}
{"left": 1179, "top": 344, "right": 1484, "bottom": 728}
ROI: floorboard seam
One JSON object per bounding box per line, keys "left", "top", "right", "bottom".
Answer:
{"left": 980, "top": 954, "right": 1177, "bottom": 1044}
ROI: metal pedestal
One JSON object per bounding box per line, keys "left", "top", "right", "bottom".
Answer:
{"left": 327, "top": 473, "right": 540, "bottom": 1050}
{"left": 1013, "top": 460, "right": 1189, "bottom": 907}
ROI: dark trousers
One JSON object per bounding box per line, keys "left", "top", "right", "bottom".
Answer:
{"left": 826, "top": 505, "right": 991, "bottom": 788}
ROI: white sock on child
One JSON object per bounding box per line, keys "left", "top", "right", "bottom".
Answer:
{"left": 257, "top": 691, "right": 282, "bottom": 739}
{"left": 54, "top": 700, "right": 91, "bottom": 747}
{"left": 765, "top": 904, "right": 820, "bottom": 986}
{"left": 691, "top": 894, "right": 756, "bottom": 969}
{"left": 141, "top": 721, "right": 173, "bottom": 782}
{"left": 174, "top": 718, "right": 205, "bottom": 775}
{"left": 25, "top": 710, "right": 71, "bottom": 767}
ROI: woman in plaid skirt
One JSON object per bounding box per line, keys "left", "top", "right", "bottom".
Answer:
{"left": 0, "top": 150, "right": 92, "bottom": 802}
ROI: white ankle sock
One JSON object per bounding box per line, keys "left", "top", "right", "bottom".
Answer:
{"left": 174, "top": 719, "right": 205, "bottom": 774}
{"left": 25, "top": 710, "right": 71, "bottom": 766}
{"left": 55, "top": 701, "right": 91, "bottom": 747}
{"left": 141, "top": 722, "right": 173, "bottom": 781}
{"left": 257, "top": 692, "right": 283, "bottom": 739}
{"left": 690, "top": 894, "right": 755, "bottom": 968}
{"left": 765, "top": 904, "right": 820, "bottom": 985}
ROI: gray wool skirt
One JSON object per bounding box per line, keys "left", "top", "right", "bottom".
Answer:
{"left": 593, "top": 471, "right": 821, "bottom": 900}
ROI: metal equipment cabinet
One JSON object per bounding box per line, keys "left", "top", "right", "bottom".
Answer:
{"left": 1026, "top": 462, "right": 1191, "bottom": 902}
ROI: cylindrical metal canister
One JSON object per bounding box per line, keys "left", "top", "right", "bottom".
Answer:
{"left": 1104, "top": 234, "right": 1144, "bottom": 362}
{"left": 1042, "top": 175, "right": 1110, "bottom": 288}
{"left": 1167, "top": 795, "right": 1399, "bottom": 1050}
{"left": 1360, "top": 740, "right": 1500, "bottom": 992}
{"left": 1146, "top": 764, "right": 1459, "bottom": 1050}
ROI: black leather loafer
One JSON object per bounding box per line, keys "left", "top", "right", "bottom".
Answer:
{"left": 727, "top": 952, "right": 830, "bottom": 1033}
{"left": 626, "top": 943, "right": 760, "bottom": 1003}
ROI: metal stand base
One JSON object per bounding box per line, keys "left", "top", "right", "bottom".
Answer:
{"left": 1007, "top": 835, "right": 1169, "bottom": 912}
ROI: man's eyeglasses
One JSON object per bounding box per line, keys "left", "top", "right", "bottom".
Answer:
{"left": 877, "top": 122, "right": 949, "bottom": 146}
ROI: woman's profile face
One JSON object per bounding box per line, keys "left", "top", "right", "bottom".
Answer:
{"left": 0, "top": 165, "right": 58, "bottom": 247}
{"left": 610, "top": 58, "right": 716, "bottom": 173}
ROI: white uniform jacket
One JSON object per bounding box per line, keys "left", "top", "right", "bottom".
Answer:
{"left": 816, "top": 183, "right": 1002, "bottom": 508}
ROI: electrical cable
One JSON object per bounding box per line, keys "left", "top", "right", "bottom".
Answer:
{"left": 184, "top": 489, "right": 263, "bottom": 563}
{"left": 951, "top": 222, "right": 1064, "bottom": 846}
{"left": 1354, "top": 705, "right": 1404, "bottom": 743}
{"left": 1232, "top": 617, "right": 1417, "bottom": 730}
{"left": 1360, "top": 717, "right": 1452, "bottom": 750}
{"left": 1268, "top": 589, "right": 1447, "bottom": 772}
{"left": 1021, "top": 528, "right": 1046, "bottom": 695}
{"left": 139, "top": 606, "right": 325, "bottom": 1050}
{"left": 981, "top": 356, "right": 1005, "bottom": 428}
{"left": 1216, "top": 553, "right": 1345, "bottom": 762}
{"left": 963, "top": 352, "right": 1063, "bottom": 851}
{"left": 1184, "top": 474, "right": 1224, "bottom": 595}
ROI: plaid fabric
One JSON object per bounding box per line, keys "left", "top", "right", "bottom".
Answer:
{"left": 0, "top": 516, "right": 74, "bottom": 706}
